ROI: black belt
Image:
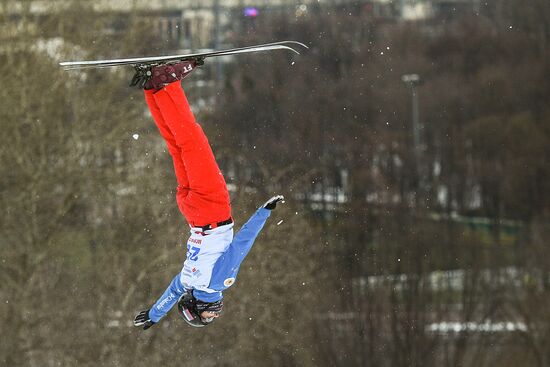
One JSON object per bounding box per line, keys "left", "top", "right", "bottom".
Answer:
{"left": 196, "top": 217, "right": 233, "bottom": 231}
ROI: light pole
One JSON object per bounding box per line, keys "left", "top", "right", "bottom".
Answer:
{"left": 213, "top": 0, "right": 222, "bottom": 85}
{"left": 401, "top": 73, "right": 422, "bottom": 189}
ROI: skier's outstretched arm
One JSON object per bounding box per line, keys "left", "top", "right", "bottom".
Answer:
{"left": 134, "top": 273, "right": 186, "bottom": 330}
{"left": 198, "top": 195, "right": 284, "bottom": 297}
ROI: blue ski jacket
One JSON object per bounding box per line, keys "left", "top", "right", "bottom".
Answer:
{"left": 148, "top": 208, "right": 271, "bottom": 322}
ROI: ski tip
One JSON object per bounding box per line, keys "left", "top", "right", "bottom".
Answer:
{"left": 286, "top": 41, "right": 309, "bottom": 50}
{"left": 283, "top": 46, "right": 302, "bottom": 55}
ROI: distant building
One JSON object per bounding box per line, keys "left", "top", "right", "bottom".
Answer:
{"left": 398, "top": 0, "right": 482, "bottom": 20}
{"left": 4, "top": 0, "right": 397, "bottom": 49}
{"left": 4, "top": 0, "right": 483, "bottom": 50}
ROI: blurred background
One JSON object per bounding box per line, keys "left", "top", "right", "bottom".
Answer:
{"left": 1, "top": 0, "right": 549, "bottom": 366}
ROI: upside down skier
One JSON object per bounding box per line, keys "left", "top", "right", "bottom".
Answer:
{"left": 132, "top": 60, "right": 284, "bottom": 329}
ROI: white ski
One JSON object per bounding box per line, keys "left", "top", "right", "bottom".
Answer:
{"left": 60, "top": 41, "right": 308, "bottom": 70}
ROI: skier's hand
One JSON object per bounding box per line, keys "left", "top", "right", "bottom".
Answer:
{"left": 262, "top": 195, "right": 285, "bottom": 210}
{"left": 133, "top": 309, "right": 155, "bottom": 330}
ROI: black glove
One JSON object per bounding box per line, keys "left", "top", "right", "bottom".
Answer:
{"left": 133, "top": 309, "right": 155, "bottom": 330}
{"left": 262, "top": 195, "right": 285, "bottom": 210}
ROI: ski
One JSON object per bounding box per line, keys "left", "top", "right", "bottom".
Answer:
{"left": 60, "top": 41, "right": 308, "bottom": 70}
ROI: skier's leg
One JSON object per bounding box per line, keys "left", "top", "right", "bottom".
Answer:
{"left": 144, "top": 90, "right": 190, "bottom": 199}
{"left": 152, "top": 82, "right": 231, "bottom": 226}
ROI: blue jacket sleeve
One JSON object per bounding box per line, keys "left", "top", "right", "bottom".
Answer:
{"left": 202, "top": 208, "right": 271, "bottom": 294}
{"left": 148, "top": 274, "right": 186, "bottom": 323}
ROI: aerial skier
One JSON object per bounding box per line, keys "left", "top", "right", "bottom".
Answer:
{"left": 131, "top": 60, "right": 284, "bottom": 329}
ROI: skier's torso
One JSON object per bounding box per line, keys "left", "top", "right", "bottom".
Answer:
{"left": 180, "top": 224, "right": 234, "bottom": 295}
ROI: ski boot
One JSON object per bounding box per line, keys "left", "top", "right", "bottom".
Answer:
{"left": 130, "top": 57, "right": 204, "bottom": 90}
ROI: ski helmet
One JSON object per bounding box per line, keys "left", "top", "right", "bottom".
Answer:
{"left": 177, "top": 291, "right": 223, "bottom": 328}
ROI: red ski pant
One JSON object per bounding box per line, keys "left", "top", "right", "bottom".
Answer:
{"left": 144, "top": 82, "right": 231, "bottom": 227}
